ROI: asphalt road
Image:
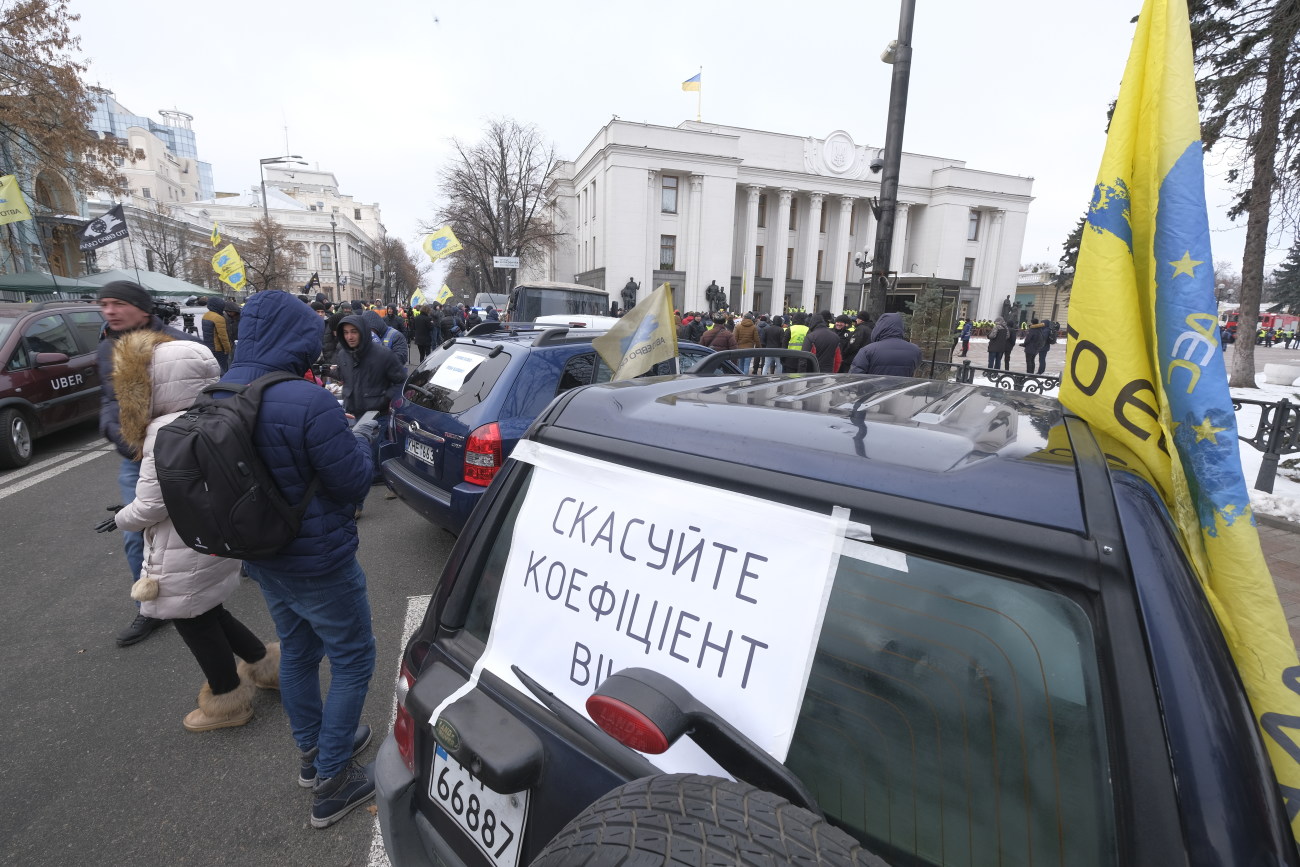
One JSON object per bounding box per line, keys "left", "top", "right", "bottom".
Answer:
{"left": 0, "top": 420, "right": 454, "bottom": 867}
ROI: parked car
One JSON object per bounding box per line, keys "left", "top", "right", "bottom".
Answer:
{"left": 375, "top": 374, "right": 1298, "bottom": 866}
{"left": 0, "top": 300, "right": 105, "bottom": 467}
{"left": 379, "top": 326, "right": 737, "bottom": 535}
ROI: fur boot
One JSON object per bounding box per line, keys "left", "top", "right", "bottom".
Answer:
{"left": 237, "top": 642, "right": 280, "bottom": 690}
{"left": 182, "top": 679, "right": 255, "bottom": 732}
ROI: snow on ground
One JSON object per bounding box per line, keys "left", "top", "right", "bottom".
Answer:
{"left": 1230, "top": 376, "right": 1300, "bottom": 523}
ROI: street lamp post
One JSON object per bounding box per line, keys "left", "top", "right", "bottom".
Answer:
{"left": 258, "top": 154, "right": 305, "bottom": 291}
{"left": 853, "top": 251, "right": 872, "bottom": 313}
{"left": 329, "top": 216, "right": 343, "bottom": 300}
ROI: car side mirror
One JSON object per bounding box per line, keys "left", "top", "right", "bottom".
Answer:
{"left": 34, "top": 352, "right": 69, "bottom": 366}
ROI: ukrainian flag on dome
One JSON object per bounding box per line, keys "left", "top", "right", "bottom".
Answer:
{"left": 681, "top": 72, "right": 701, "bottom": 92}
{"left": 422, "top": 226, "right": 462, "bottom": 263}
{"left": 1060, "top": 0, "right": 1300, "bottom": 838}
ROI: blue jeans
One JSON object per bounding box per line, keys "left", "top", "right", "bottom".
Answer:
{"left": 988, "top": 351, "right": 1002, "bottom": 370}
{"left": 117, "top": 458, "right": 143, "bottom": 585}
{"left": 246, "top": 557, "right": 376, "bottom": 779}
{"left": 761, "top": 356, "right": 778, "bottom": 375}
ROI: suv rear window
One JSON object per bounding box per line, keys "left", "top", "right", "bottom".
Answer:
{"left": 458, "top": 466, "right": 1116, "bottom": 866}
{"left": 404, "top": 343, "right": 511, "bottom": 414}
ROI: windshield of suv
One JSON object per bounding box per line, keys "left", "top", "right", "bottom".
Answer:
{"left": 461, "top": 465, "right": 1116, "bottom": 867}
{"left": 508, "top": 287, "right": 608, "bottom": 321}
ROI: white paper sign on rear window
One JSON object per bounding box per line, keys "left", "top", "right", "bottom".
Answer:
{"left": 442, "top": 441, "right": 847, "bottom": 775}
{"left": 430, "top": 350, "right": 485, "bottom": 392}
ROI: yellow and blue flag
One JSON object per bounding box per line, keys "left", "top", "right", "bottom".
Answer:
{"left": 422, "top": 226, "right": 462, "bottom": 263}
{"left": 435, "top": 284, "right": 454, "bottom": 305}
{"left": 592, "top": 282, "right": 678, "bottom": 381}
{"left": 681, "top": 73, "right": 701, "bottom": 92}
{"left": 210, "top": 221, "right": 220, "bottom": 248}
{"left": 211, "top": 244, "right": 244, "bottom": 280}
{"left": 410, "top": 287, "right": 429, "bottom": 307}
{"left": 0, "top": 174, "right": 32, "bottom": 226}
{"left": 1060, "top": 0, "right": 1300, "bottom": 837}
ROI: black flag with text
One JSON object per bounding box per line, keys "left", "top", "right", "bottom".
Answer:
{"left": 79, "top": 204, "right": 130, "bottom": 252}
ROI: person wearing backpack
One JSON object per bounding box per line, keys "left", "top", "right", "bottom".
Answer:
{"left": 214, "top": 290, "right": 382, "bottom": 830}
{"left": 987, "top": 316, "right": 1015, "bottom": 370}
{"left": 103, "top": 330, "right": 279, "bottom": 731}
{"left": 363, "top": 309, "right": 409, "bottom": 367}
{"left": 97, "top": 280, "right": 199, "bottom": 648}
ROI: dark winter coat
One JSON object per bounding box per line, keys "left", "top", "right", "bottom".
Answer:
{"left": 700, "top": 323, "right": 737, "bottom": 352}
{"left": 688, "top": 319, "right": 706, "bottom": 343}
{"left": 1022, "top": 322, "right": 1050, "bottom": 354}
{"left": 334, "top": 314, "right": 407, "bottom": 417}
{"left": 800, "top": 317, "right": 842, "bottom": 373}
{"left": 409, "top": 311, "right": 434, "bottom": 348}
{"left": 761, "top": 321, "right": 786, "bottom": 349}
{"left": 216, "top": 290, "right": 373, "bottom": 576}
{"left": 849, "top": 313, "right": 922, "bottom": 376}
{"left": 987, "top": 321, "right": 1016, "bottom": 355}
{"left": 98, "top": 315, "right": 198, "bottom": 458}
{"left": 201, "top": 297, "right": 232, "bottom": 358}
{"left": 847, "top": 320, "right": 872, "bottom": 358}
{"left": 384, "top": 311, "right": 407, "bottom": 334}
{"left": 363, "top": 310, "right": 409, "bottom": 366}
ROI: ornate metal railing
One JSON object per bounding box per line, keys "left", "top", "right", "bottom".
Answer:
{"left": 1233, "top": 397, "right": 1300, "bottom": 493}
{"left": 917, "top": 359, "right": 1062, "bottom": 395}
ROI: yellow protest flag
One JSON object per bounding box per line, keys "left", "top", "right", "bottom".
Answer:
{"left": 210, "top": 221, "right": 221, "bottom": 248}
{"left": 410, "top": 287, "right": 428, "bottom": 307}
{"left": 592, "top": 282, "right": 678, "bottom": 381}
{"left": 435, "top": 284, "right": 454, "bottom": 305}
{"left": 0, "top": 175, "right": 33, "bottom": 226}
{"left": 211, "top": 244, "right": 244, "bottom": 279}
{"left": 1059, "top": 0, "right": 1300, "bottom": 837}
{"left": 422, "top": 226, "right": 462, "bottom": 263}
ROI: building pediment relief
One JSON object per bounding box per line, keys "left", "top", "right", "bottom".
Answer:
{"left": 803, "top": 130, "right": 878, "bottom": 179}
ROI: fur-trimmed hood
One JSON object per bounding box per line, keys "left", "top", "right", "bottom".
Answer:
{"left": 113, "top": 330, "right": 221, "bottom": 459}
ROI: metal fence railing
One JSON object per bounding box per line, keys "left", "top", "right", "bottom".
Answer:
{"left": 917, "top": 359, "right": 1062, "bottom": 395}
{"left": 1234, "top": 397, "right": 1300, "bottom": 493}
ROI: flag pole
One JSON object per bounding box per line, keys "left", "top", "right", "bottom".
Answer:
{"left": 121, "top": 203, "right": 146, "bottom": 290}
{"left": 697, "top": 66, "right": 702, "bottom": 122}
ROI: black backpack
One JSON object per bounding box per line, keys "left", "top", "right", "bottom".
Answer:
{"left": 154, "top": 371, "right": 320, "bottom": 560}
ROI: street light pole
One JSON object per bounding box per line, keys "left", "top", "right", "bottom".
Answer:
{"left": 853, "top": 252, "right": 872, "bottom": 313}
{"left": 258, "top": 154, "right": 305, "bottom": 292}
{"left": 329, "top": 216, "right": 343, "bottom": 300}
{"left": 868, "top": 0, "right": 917, "bottom": 322}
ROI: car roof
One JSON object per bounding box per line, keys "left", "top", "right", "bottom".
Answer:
{"left": 539, "top": 374, "right": 1088, "bottom": 533}
{"left": 0, "top": 300, "right": 99, "bottom": 318}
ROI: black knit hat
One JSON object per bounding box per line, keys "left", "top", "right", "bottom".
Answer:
{"left": 96, "top": 280, "right": 153, "bottom": 314}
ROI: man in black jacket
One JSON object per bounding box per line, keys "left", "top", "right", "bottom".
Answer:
{"left": 333, "top": 314, "right": 406, "bottom": 513}
{"left": 760, "top": 314, "right": 786, "bottom": 374}
{"left": 800, "top": 312, "right": 843, "bottom": 373}
{"left": 846, "top": 312, "right": 873, "bottom": 364}
{"left": 409, "top": 305, "right": 435, "bottom": 361}
{"left": 849, "top": 312, "right": 922, "bottom": 376}
{"left": 96, "top": 280, "right": 198, "bottom": 646}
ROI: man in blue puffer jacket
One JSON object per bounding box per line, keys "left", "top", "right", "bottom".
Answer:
{"left": 215, "top": 289, "right": 380, "bottom": 830}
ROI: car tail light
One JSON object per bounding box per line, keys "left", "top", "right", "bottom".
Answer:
{"left": 585, "top": 694, "right": 671, "bottom": 754}
{"left": 394, "top": 662, "right": 417, "bottom": 773}
{"left": 464, "top": 422, "right": 503, "bottom": 486}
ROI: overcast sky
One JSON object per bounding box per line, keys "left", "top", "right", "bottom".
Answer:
{"left": 73, "top": 0, "right": 1283, "bottom": 280}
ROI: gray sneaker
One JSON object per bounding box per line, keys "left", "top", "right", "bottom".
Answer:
{"left": 311, "top": 761, "right": 375, "bottom": 829}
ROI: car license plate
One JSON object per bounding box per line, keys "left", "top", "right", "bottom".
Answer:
{"left": 430, "top": 744, "right": 528, "bottom": 867}
{"left": 406, "top": 438, "right": 439, "bottom": 467}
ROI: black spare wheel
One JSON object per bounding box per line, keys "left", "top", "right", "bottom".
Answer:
{"left": 529, "top": 773, "right": 889, "bottom": 866}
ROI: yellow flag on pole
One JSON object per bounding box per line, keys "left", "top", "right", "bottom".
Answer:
{"left": 210, "top": 221, "right": 221, "bottom": 248}
{"left": 0, "top": 175, "right": 32, "bottom": 226}
{"left": 592, "top": 282, "right": 678, "bottom": 381}
{"left": 211, "top": 244, "right": 244, "bottom": 279}
{"left": 1059, "top": 0, "right": 1300, "bottom": 839}
{"left": 422, "top": 226, "right": 462, "bottom": 263}
{"left": 435, "top": 284, "right": 454, "bottom": 305}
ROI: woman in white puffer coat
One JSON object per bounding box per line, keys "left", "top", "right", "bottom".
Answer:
{"left": 111, "top": 330, "right": 280, "bottom": 731}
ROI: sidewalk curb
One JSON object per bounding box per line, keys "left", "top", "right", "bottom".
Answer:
{"left": 1259, "top": 513, "right": 1300, "bottom": 533}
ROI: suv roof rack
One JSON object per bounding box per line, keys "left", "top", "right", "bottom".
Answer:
{"left": 533, "top": 326, "right": 572, "bottom": 346}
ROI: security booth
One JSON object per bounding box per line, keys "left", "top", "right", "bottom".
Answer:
{"left": 887, "top": 277, "right": 961, "bottom": 373}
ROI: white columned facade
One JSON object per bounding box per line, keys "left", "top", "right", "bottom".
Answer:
{"left": 742, "top": 185, "right": 761, "bottom": 310}
{"left": 891, "top": 202, "right": 911, "bottom": 275}
{"left": 769, "top": 189, "right": 794, "bottom": 316}
{"left": 831, "top": 195, "right": 854, "bottom": 313}
{"left": 977, "top": 209, "right": 1006, "bottom": 319}
{"left": 686, "top": 174, "right": 705, "bottom": 308}
{"left": 800, "top": 192, "right": 825, "bottom": 311}
{"left": 645, "top": 170, "right": 659, "bottom": 289}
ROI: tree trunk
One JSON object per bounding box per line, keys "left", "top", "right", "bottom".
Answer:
{"left": 1229, "top": 3, "right": 1293, "bottom": 387}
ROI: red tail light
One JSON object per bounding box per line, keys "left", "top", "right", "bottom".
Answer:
{"left": 394, "top": 662, "right": 417, "bottom": 773}
{"left": 585, "top": 694, "right": 671, "bottom": 754}
{"left": 464, "top": 422, "right": 503, "bottom": 486}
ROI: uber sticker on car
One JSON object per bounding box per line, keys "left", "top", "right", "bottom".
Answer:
{"left": 430, "top": 350, "right": 485, "bottom": 392}
{"left": 433, "top": 440, "right": 850, "bottom": 775}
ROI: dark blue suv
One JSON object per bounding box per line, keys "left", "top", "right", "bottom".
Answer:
{"left": 380, "top": 326, "right": 731, "bottom": 534}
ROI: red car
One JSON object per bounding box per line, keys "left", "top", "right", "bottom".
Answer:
{"left": 0, "top": 300, "right": 105, "bottom": 467}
